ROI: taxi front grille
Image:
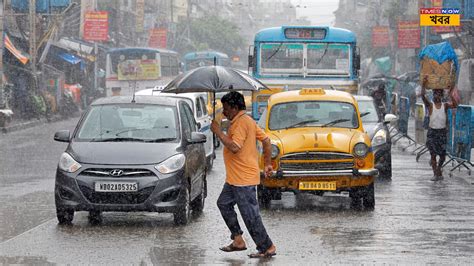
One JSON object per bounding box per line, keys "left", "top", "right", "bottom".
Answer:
{"left": 281, "top": 152, "right": 353, "bottom": 161}
{"left": 280, "top": 161, "right": 354, "bottom": 171}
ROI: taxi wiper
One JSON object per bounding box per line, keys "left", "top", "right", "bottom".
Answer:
{"left": 321, "top": 119, "right": 350, "bottom": 127}
{"left": 285, "top": 119, "right": 320, "bottom": 129}
{"left": 144, "top": 137, "right": 176, "bottom": 142}
{"left": 360, "top": 112, "right": 370, "bottom": 117}
{"left": 91, "top": 137, "right": 146, "bottom": 142}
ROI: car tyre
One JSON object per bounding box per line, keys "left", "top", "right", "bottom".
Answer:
{"left": 257, "top": 185, "right": 271, "bottom": 209}
{"left": 379, "top": 154, "right": 392, "bottom": 180}
{"left": 349, "top": 189, "right": 362, "bottom": 209}
{"left": 88, "top": 211, "right": 102, "bottom": 225}
{"left": 206, "top": 155, "right": 214, "bottom": 172}
{"left": 362, "top": 183, "right": 375, "bottom": 210}
{"left": 191, "top": 178, "right": 206, "bottom": 214}
{"left": 174, "top": 185, "right": 191, "bottom": 226}
{"left": 57, "top": 207, "right": 74, "bottom": 225}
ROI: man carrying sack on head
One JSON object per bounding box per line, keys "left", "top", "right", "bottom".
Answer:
{"left": 420, "top": 76, "right": 458, "bottom": 181}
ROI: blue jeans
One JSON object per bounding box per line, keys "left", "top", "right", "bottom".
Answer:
{"left": 217, "top": 183, "right": 273, "bottom": 253}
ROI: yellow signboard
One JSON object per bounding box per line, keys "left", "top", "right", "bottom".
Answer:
{"left": 420, "top": 14, "right": 460, "bottom": 26}
{"left": 118, "top": 60, "right": 160, "bottom": 81}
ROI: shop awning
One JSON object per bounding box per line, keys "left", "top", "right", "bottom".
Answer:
{"left": 4, "top": 34, "right": 29, "bottom": 65}
{"left": 58, "top": 53, "right": 82, "bottom": 64}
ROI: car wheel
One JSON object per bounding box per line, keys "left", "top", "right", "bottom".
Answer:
{"left": 349, "top": 189, "right": 362, "bottom": 209}
{"left": 257, "top": 185, "right": 271, "bottom": 209}
{"left": 206, "top": 155, "right": 214, "bottom": 172}
{"left": 88, "top": 211, "right": 102, "bottom": 225}
{"left": 362, "top": 183, "right": 375, "bottom": 210}
{"left": 174, "top": 185, "right": 191, "bottom": 226}
{"left": 379, "top": 154, "right": 392, "bottom": 180}
{"left": 56, "top": 207, "right": 74, "bottom": 225}
{"left": 191, "top": 178, "right": 206, "bottom": 214}
{"left": 213, "top": 135, "right": 220, "bottom": 149}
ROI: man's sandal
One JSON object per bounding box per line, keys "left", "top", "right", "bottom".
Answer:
{"left": 219, "top": 243, "right": 247, "bottom": 252}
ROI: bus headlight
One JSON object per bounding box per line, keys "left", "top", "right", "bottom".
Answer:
{"left": 372, "top": 129, "right": 387, "bottom": 147}
{"left": 353, "top": 143, "right": 369, "bottom": 158}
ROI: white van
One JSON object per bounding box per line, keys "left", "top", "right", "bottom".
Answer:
{"left": 136, "top": 88, "right": 215, "bottom": 171}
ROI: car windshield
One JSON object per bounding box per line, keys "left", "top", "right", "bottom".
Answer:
{"left": 268, "top": 101, "right": 358, "bottom": 130}
{"left": 358, "top": 100, "right": 380, "bottom": 123}
{"left": 76, "top": 104, "right": 178, "bottom": 142}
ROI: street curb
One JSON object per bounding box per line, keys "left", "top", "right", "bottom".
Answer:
{"left": 0, "top": 114, "right": 78, "bottom": 134}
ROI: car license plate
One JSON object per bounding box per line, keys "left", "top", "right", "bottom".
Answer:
{"left": 299, "top": 181, "right": 336, "bottom": 191}
{"left": 94, "top": 182, "right": 138, "bottom": 192}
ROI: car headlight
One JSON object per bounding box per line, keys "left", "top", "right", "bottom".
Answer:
{"left": 372, "top": 129, "right": 387, "bottom": 146}
{"left": 58, "top": 153, "right": 81, "bottom": 173}
{"left": 155, "top": 154, "right": 185, "bottom": 174}
{"left": 271, "top": 144, "right": 280, "bottom": 159}
{"left": 353, "top": 143, "right": 369, "bottom": 158}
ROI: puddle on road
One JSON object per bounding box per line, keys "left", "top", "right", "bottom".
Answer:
{"left": 0, "top": 256, "right": 54, "bottom": 265}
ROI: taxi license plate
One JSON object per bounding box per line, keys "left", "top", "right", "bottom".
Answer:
{"left": 95, "top": 182, "right": 138, "bottom": 192}
{"left": 299, "top": 181, "right": 336, "bottom": 191}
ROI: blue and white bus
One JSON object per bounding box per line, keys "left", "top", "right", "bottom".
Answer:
{"left": 183, "top": 51, "right": 230, "bottom": 71}
{"left": 248, "top": 26, "right": 361, "bottom": 120}
{"left": 106, "top": 48, "right": 180, "bottom": 96}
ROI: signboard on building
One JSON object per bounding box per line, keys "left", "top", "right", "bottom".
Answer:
{"left": 398, "top": 21, "right": 420, "bottom": 49}
{"left": 372, "top": 26, "right": 390, "bottom": 48}
{"left": 135, "top": 0, "right": 145, "bottom": 32}
{"left": 83, "top": 11, "right": 109, "bottom": 41}
{"left": 148, "top": 28, "right": 167, "bottom": 48}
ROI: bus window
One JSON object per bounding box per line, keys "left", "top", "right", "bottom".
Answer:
{"left": 170, "top": 56, "right": 180, "bottom": 76}
{"left": 260, "top": 43, "right": 303, "bottom": 73}
{"left": 161, "top": 55, "right": 171, "bottom": 76}
{"left": 307, "top": 44, "right": 350, "bottom": 75}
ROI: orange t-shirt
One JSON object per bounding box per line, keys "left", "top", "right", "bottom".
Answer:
{"left": 223, "top": 111, "right": 268, "bottom": 186}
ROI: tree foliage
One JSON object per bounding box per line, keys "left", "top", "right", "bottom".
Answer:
{"left": 174, "top": 15, "right": 245, "bottom": 57}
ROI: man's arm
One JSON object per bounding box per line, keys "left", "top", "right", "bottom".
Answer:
{"left": 261, "top": 138, "right": 273, "bottom": 178}
{"left": 420, "top": 77, "right": 431, "bottom": 111}
{"left": 445, "top": 84, "right": 459, "bottom": 109}
{"left": 211, "top": 120, "right": 240, "bottom": 153}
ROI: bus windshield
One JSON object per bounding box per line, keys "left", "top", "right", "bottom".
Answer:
{"left": 259, "top": 42, "right": 350, "bottom": 76}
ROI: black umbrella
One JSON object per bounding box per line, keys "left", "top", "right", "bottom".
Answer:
{"left": 162, "top": 65, "right": 267, "bottom": 118}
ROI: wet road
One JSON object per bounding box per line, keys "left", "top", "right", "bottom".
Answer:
{"left": 1, "top": 118, "right": 473, "bottom": 264}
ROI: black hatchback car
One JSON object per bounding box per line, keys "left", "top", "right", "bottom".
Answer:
{"left": 355, "top": 95, "right": 397, "bottom": 179}
{"left": 54, "top": 96, "right": 207, "bottom": 225}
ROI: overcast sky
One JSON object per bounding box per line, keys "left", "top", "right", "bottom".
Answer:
{"left": 291, "top": 0, "right": 340, "bottom": 25}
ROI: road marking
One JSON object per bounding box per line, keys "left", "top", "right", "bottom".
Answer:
{"left": 0, "top": 218, "right": 55, "bottom": 245}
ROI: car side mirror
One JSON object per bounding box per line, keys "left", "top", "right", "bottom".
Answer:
{"left": 384, "top": 114, "right": 398, "bottom": 124}
{"left": 54, "top": 130, "right": 71, "bottom": 142}
{"left": 187, "top": 132, "right": 207, "bottom": 144}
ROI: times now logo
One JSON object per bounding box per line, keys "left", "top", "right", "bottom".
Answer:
{"left": 420, "top": 8, "right": 460, "bottom": 14}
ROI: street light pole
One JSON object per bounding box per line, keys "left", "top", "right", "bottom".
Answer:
{"left": 29, "top": 0, "right": 36, "bottom": 74}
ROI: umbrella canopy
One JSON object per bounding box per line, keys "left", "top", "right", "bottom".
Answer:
{"left": 162, "top": 66, "right": 267, "bottom": 93}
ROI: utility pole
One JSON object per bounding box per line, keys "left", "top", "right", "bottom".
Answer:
{"left": 29, "top": 0, "right": 36, "bottom": 74}
{"left": 0, "top": 0, "right": 4, "bottom": 108}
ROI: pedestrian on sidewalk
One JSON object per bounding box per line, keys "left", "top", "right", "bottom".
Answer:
{"left": 421, "top": 77, "right": 458, "bottom": 181}
{"left": 211, "top": 91, "right": 277, "bottom": 258}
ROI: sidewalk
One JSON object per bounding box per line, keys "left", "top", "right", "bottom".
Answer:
{"left": 0, "top": 114, "right": 73, "bottom": 134}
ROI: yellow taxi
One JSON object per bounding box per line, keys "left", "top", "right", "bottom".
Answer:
{"left": 257, "top": 88, "right": 378, "bottom": 209}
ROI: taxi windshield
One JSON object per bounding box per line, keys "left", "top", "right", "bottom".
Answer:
{"left": 268, "top": 101, "right": 358, "bottom": 130}
{"left": 76, "top": 104, "right": 178, "bottom": 142}
{"left": 357, "top": 99, "right": 380, "bottom": 123}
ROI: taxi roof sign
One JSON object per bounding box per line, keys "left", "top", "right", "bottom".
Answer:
{"left": 299, "top": 88, "right": 325, "bottom": 95}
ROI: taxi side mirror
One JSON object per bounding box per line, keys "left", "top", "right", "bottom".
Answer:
{"left": 384, "top": 114, "right": 398, "bottom": 124}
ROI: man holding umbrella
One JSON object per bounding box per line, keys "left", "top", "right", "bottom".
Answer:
{"left": 211, "top": 91, "right": 277, "bottom": 258}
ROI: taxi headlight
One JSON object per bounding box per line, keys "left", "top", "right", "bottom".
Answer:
{"left": 271, "top": 144, "right": 280, "bottom": 159}
{"left": 155, "top": 154, "right": 185, "bottom": 174}
{"left": 353, "top": 143, "right": 369, "bottom": 158}
{"left": 372, "top": 129, "right": 387, "bottom": 146}
{"left": 58, "top": 153, "right": 81, "bottom": 173}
